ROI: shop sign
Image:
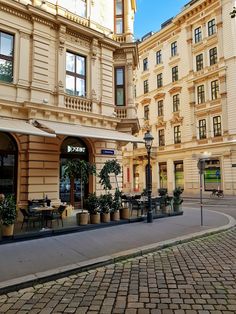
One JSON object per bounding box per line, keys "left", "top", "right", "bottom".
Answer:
{"left": 67, "top": 145, "right": 86, "bottom": 153}
{"left": 101, "top": 149, "right": 115, "bottom": 155}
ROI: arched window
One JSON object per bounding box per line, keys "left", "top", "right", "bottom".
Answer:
{"left": 0, "top": 132, "right": 17, "bottom": 195}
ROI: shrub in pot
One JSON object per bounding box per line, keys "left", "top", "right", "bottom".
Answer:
{"left": 0, "top": 194, "right": 17, "bottom": 237}
{"left": 173, "top": 187, "right": 183, "bottom": 212}
{"left": 85, "top": 193, "right": 100, "bottom": 224}
{"left": 158, "top": 188, "right": 168, "bottom": 212}
{"left": 110, "top": 189, "right": 121, "bottom": 221}
{"left": 99, "top": 193, "right": 112, "bottom": 223}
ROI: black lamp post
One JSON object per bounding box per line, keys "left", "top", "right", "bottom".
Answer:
{"left": 230, "top": 7, "right": 236, "bottom": 18}
{"left": 143, "top": 130, "right": 154, "bottom": 223}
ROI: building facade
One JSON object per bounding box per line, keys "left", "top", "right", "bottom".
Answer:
{"left": 0, "top": 0, "right": 139, "bottom": 207}
{"left": 123, "top": 0, "right": 236, "bottom": 196}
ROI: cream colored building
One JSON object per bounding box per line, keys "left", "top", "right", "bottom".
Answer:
{"left": 123, "top": 0, "right": 236, "bottom": 196}
{"left": 0, "top": 0, "right": 139, "bottom": 206}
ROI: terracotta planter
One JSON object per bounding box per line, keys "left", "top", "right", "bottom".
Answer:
{"left": 77, "top": 212, "right": 89, "bottom": 225}
{"left": 110, "top": 210, "right": 120, "bottom": 221}
{"left": 90, "top": 213, "right": 100, "bottom": 224}
{"left": 2, "top": 224, "right": 14, "bottom": 237}
{"left": 120, "top": 207, "right": 130, "bottom": 220}
{"left": 101, "top": 212, "right": 110, "bottom": 223}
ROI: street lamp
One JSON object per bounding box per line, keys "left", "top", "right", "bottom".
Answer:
{"left": 230, "top": 7, "right": 236, "bottom": 18}
{"left": 143, "top": 130, "right": 154, "bottom": 223}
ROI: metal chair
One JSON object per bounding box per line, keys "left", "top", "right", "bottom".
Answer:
{"left": 45, "top": 205, "right": 67, "bottom": 227}
{"left": 20, "top": 208, "right": 41, "bottom": 230}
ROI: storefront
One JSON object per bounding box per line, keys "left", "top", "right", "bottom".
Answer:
{"left": 204, "top": 159, "right": 221, "bottom": 191}
{"left": 174, "top": 161, "right": 184, "bottom": 190}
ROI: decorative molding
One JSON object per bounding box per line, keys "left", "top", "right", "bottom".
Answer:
{"left": 170, "top": 113, "right": 183, "bottom": 125}
{"left": 140, "top": 98, "right": 151, "bottom": 105}
{"left": 154, "top": 92, "right": 165, "bottom": 100}
{"left": 168, "top": 86, "right": 182, "bottom": 94}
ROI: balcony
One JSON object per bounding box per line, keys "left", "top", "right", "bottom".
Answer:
{"left": 115, "top": 107, "right": 127, "bottom": 119}
{"left": 64, "top": 95, "right": 92, "bottom": 112}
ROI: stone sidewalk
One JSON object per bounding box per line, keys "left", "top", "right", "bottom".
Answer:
{"left": 0, "top": 208, "right": 235, "bottom": 294}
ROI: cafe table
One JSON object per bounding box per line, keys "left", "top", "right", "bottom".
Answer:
{"left": 34, "top": 206, "right": 57, "bottom": 230}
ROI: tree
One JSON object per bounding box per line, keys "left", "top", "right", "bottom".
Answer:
{"left": 99, "top": 159, "right": 121, "bottom": 191}
{"left": 63, "top": 159, "right": 96, "bottom": 209}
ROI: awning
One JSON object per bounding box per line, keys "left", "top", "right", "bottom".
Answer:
{"left": 0, "top": 118, "right": 56, "bottom": 137}
{"left": 36, "top": 120, "right": 143, "bottom": 143}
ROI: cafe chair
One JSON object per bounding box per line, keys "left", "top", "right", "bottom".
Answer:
{"left": 46, "top": 205, "right": 67, "bottom": 227}
{"left": 20, "top": 208, "right": 41, "bottom": 230}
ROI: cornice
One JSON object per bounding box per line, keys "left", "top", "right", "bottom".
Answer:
{"left": 168, "top": 86, "right": 182, "bottom": 95}
{"left": 154, "top": 92, "right": 166, "bottom": 100}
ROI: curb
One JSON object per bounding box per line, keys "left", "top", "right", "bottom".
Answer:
{"left": 0, "top": 212, "right": 235, "bottom": 295}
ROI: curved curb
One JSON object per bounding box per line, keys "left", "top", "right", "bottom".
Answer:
{"left": 0, "top": 211, "right": 235, "bottom": 295}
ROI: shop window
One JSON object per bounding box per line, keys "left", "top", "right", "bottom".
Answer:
{"left": 0, "top": 31, "right": 14, "bottom": 83}
{"left": 196, "top": 53, "right": 203, "bottom": 71}
{"left": 157, "top": 73, "right": 163, "bottom": 88}
{"left": 156, "top": 50, "right": 162, "bottom": 64}
{"left": 174, "top": 161, "right": 184, "bottom": 189}
{"left": 208, "top": 19, "right": 216, "bottom": 36}
{"left": 133, "top": 165, "right": 139, "bottom": 191}
{"left": 209, "top": 47, "right": 217, "bottom": 65}
{"left": 194, "top": 27, "right": 202, "bottom": 43}
{"left": 114, "top": 0, "right": 124, "bottom": 34}
{"left": 66, "top": 51, "right": 86, "bottom": 97}
{"left": 157, "top": 100, "right": 164, "bottom": 116}
{"left": 199, "top": 119, "right": 207, "bottom": 139}
{"left": 115, "top": 67, "right": 125, "bottom": 106}
{"left": 197, "top": 85, "right": 205, "bottom": 104}
{"left": 159, "top": 163, "right": 167, "bottom": 189}
{"left": 171, "top": 41, "right": 177, "bottom": 57}
{"left": 173, "top": 94, "right": 180, "bottom": 112}
{"left": 0, "top": 132, "right": 17, "bottom": 196}
{"left": 204, "top": 159, "right": 221, "bottom": 191}
{"left": 172, "top": 66, "right": 178, "bottom": 82}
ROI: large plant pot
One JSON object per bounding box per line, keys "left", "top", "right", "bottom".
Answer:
{"left": 2, "top": 224, "right": 14, "bottom": 237}
{"left": 110, "top": 211, "right": 120, "bottom": 221}
{"left": 90, "top": 213, "right": 100, "bottom": 224}
{"left": 120, "top": 207, "right": 129, "bottom": 220}
{"left": 101, "top": 212, "right": 110, "bottom": 223}
{"left": 77, "top": 212, "right": 89, "bottom": 225}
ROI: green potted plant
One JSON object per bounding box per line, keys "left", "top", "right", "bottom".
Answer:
{"left": 99, "top": 193, "right": 112, "bottom": 223}
{"left": 110, "top": 189, "right": 121, "bottom": 221}
{"left": 0, "top": 194, "right": 17, "bottom": 237}
{"left": 85, "top": 193, "right": 100, "bottom": 224}
{"left": 99, "top": 159, "right": 121, "bottom": 191}
{"left": 158, "top": 188, "right": 168, "bottom": 213}
{"left": 173, "top": 187, "right": 183, "bottom": 212}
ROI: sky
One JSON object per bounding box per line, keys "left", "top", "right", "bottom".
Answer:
{"left": 134, "top": 0, "right": 190, "bottom": 40}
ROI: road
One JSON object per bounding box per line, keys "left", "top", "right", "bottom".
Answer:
{"left": 0, "top": 200, "right": 236, "bottom": 313}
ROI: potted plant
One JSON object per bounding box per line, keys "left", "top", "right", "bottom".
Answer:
{"left": 110, "top": 189, "right": 121, "bottom": 221}
{"left": 99, "top": 193, "right": 112, "bottom": 223}
{"left": 173, "top": 187, "right": 183, "bottom": 212}
{"left": 99, "top": 159, "right": 121, "bottom": 191}
{"left": 158, "top": 188, "right": 168, "bottom": 213}
{"left": 0, "top": 194, "right": 17, "bottom": 237}
{"left": 85, "top": 193, "right": 100, "bottom": 224}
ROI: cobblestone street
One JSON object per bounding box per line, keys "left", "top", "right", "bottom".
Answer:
{"left": 1, "top": 228, "right": 236, "bottom": 314}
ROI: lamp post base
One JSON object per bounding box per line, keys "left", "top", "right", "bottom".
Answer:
{"left": 147, "top": 211, "right": 153, "bottom": 223}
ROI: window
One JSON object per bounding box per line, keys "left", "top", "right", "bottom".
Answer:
{"left": 143, "top": 58, "right": 148, "bottom": 71}
{"left": 77, "top": 0, "right": 87, "bottom": 17}
{"left": 209, "top": 47, "right": 217, "bottom": 65}
{"left": 197, "top": 85, "right": 205, "bottom": 104}
{"left": 211, "top": 80, "right": 219, "bottom": 100}
{"left": 173, "top": 94, "right": 180, "bottom": 112}
{"left": 196, "top": 53, "right": 204, "bottom": 71}
{"left": 159, "top": 129, "right": 165, "bottom": 146}
{"left": 156, "top": 50, "right": 162, "bottom": 64}
{"left": 213, "top": 116, "right": 221, "bottom": 137}
{"left": 174, "top": 125, "right": 181, "bottom": 144}
{"left": 194, "top": 27, "right": 202, "bottom": 43}
{"left": 66, "top": 52, "right": 86, "bottom": 97}
{"left": 172, "top": 66, "right": 178, "bottom": 82}
{"left": 157, "top": 73, "right": 163, "bottom": 88}
{"left": 144, "top": 80, "right": 149, "bottom": 94}
{"left": 114, "top": 0, "right": 124, "bottom": 34}
{"left": 171, "top": 41, "right": 177, "bottom": 57}
{"left": 0, "top": 31, "right": 14, "bottom": 83}
{"left": 208, "top": 19, "right": 216, "bottom": 36}
{"left": 199, "top": 119, "right": 207, "bottom": 139}
{"left": 144, "top": 105, "right": 149, "bottom": 120}
{"left": 157, "top": 100, "right": 164, "bottom": 116}
{"left": 115, "top": 67, "right": 125, "bottom": 106}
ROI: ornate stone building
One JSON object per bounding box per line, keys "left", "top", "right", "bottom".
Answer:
{"left": 0, "top": 0, "right": 139, "bottom": 206}
{"left": 123, "top": 0, "right": 236, "bottom": 196}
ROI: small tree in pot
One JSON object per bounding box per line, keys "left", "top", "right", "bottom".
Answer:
{"left": 85, "top": 193, "right": 100, "bottom": 224}
{"left": 173, "top": 187, "right": 183, "bottom": 212}
{"left": 0, "top": 194, "right": 17, "bottom": 237}
{"left": 110, "top": 189, "right": 121, "bottom": 221}
{"left": 99, "top": 193, "right": 113, "bottom": 223}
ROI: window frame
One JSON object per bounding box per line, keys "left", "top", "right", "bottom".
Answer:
{"left": 196, "top": 53, "right": 204, "bottom": 71}
{"left": 173, "top": 94, "right": 180, "bottom": 112}
{"left": 156, "top": 50, "right": 162, "bottom": 64}
{"left": 143, "top": 79, "right": 149, "bottom": 94}
{"left": 211, "top": 80, "right": 219, "bottom": 100}
{"left": 174, "top": 125, "right": 181, "bottom": 144}
{"left": 213, "top": 116, "right": 222, "bottom": 137}
{"left": 209, "top": 47, "right": 217, "bottom": 65}
{"left": 199, "top": 119, "right": 207, "bottom": 139}
{"left": 157, "top": 100, "right": 164, "bottom": 116}
{"left": 172, "top": 66, "right": 178, "bottom": 82}
{"left": 171, "top": 41, "right": 177, "bottom": 57}
{"left": 158, "top": 129, "right": 165, "bottom": 147}
{"left": 197, "top": 84, "right": 205, "bottom": 104}
{"left": 156, "top": 73, "right": 163, "bottom": 88}
{"left": 114, "top": 0, "right": 124, "bottom": 34}
{"left": 143, "top": 57, "right": 148, "bottom": 71}
{"left": 144, "top": 105, "right": 149, "bottom": 120}
{"left": 115, "top": 66, "right": 125, "bottom": 106}
{"left": 208, "top": 19, "right": 216, "bottom": 36}
{"left": 194, "top": 26, "right": 202, "bottom": 43}
{"left": 0, "top": 31, "right": 14, "bottom": 83}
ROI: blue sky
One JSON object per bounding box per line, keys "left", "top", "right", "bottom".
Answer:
{"left": 134, "top": 0, "right": 189, "bottom": 40}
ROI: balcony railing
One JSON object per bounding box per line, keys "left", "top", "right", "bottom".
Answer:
{"left": 112, "top": 34, "right": 126, "bottom": 43}
{"left": 64, "top": 95, "right": 92, "bottom": 112}
{"left": 115, "top": 107, "right": 127, "bottom": 119}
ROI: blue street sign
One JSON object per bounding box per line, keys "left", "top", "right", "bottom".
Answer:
{"left": 101, "top": 149, "right": 115, "bottom": 155}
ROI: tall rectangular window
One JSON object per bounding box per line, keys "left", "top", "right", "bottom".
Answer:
{"left": 66, "top": 51, "right": 86, "bottom": 97}
{"left": 157, "top": 73, "right": 163, "bottom": 88}
{"left": 0, "top": 31, "right": 14, "bottom": 83}
{"left": 211, "top": 80, "right": 219, "bottom": 100}
{"left": 194, "top": 27, "right": 202, "bottom": 43}
{"left": 171, "top": 41, "right": 177, "bottom": 57}
{"left": 172, "top": 66, "right": 178, "bottom": 82}
{"left": 199, "top": 119, "right": 207, "bottom": 139}
{"left": 114, "top": 0, "right": 124, "bottom": 34}
{"left": 174, "top": 125, "right": 181, "bottom": 144}
{"left": 196, "top": 53, "right": 203, "bottom": 71}
{"left": 213, "top": 116, "right": 222, "bottom": 137}
{"left": 144, "top": 80, "right": 149, "bottom": 94}
{"left": 173, "top": 94, "right": 180, "bottom": 112}
{"left": 115, "top": 67, "right": 125, "bottom": 106}
{"left": 158, "top": 129, "right": 165, "bottom": 146}
{"left": 197, "top": 85, "right": 205, "bottom": 104}
{"left": 208, "top": 19, "right": 216, "bottom": 36}
{"left": 157, "top": 100, "right": 164, "bottom": 116}
{"left": 77, "top": 0, "right": 87, "bottom": 17}
{"left": 156, "top": 50, "right": 162, "bottom": 64}
{"left": 209, "top": 47, "right": 217, "bottom": 65}
{"left": 143, "top": 58, "right": 148, "bottom": 71}
{"left": 144, "top": 105, "right": 149, "bottom": 120}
